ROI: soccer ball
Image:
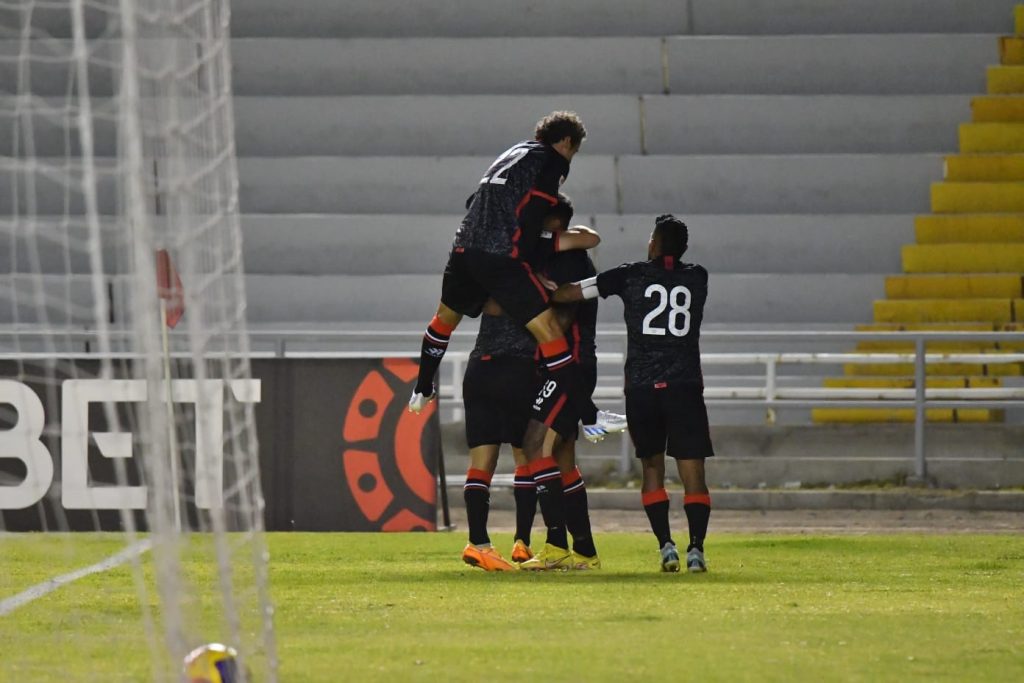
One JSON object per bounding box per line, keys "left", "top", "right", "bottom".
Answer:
{"left": 183, "top": 643, "right": 240, "bottom": 683}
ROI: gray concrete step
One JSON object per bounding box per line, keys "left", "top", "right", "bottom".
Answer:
{"left": 0, "top": 153, "right": 939, "bottom": 217}
{"left": 618, "top": 154, "right": 941, "bottom": 214}
{"left": 233, "top": 155, "right": 619, "bottom": 214}
{"left": 2, "top": 94, "right": 971, "bottom": 157}
{"left": 1, "top": 213, "right": 914, "bottom": 276}
{"left": 8, "top": 0, "right": 1013, "bottom": 39}
{"left": 2, "top": 35, "right": 992, "bottom": 97}
{"left": 664, "top": 34, "right": 995, "bottom": 95}
{"left": 241, "top": 272, "right": 881, "bottom": 324}
{"left": 689, "top": 0, "right": 1018, "bottom": 36}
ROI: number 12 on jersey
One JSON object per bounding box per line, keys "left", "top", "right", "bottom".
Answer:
{"left": 480, "top": 143, "right": 531, "bottom": 185}
{"left": 642, "top": 284, "right": 692, "bottom": 337}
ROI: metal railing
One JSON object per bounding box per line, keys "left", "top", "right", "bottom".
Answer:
{"left": 2, "top": 327, "right": 1023, "bottom": 480}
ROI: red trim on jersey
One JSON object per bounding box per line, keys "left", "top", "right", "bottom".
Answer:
{"left": 515, "top": 193, "right": 532, "bottom": 218}
{"left": 642, "top": 488, "right": 669, "bottom": 506}
{"left": 571, "top": 322, "right": 581, "bottom": 361}
{"left": 654, "top": 381, "right": 668, "bottom": 389}
{"left": 509, "top": 227, "right": 522, "bottom": 259}
{"left": 515, "top": 189, "right": 560, "bottom": 218}
{"left": 663, "top": 255, "right": 675, "bottom": 270}
{"left": 530, "top": 189, "right": 559, "bottom": 205}
{"left": 543, "top": 393, "right": 568, "bottom": 427}
{"left": 521, "top": 262, "right": 550, "bottom": 303}
{"left": 683, "top": 493, "right": 712, "bottom": 507}
{"left": 454, "top": 247, "right": 465, "bottom": 253}
{"left": 480, "top": 354, "right": 492, "bottom": 361}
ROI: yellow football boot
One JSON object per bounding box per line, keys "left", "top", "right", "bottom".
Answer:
{"left": 570, "top": 551, "right": 601, "bottom": 570}
{"left": 518, "top": 543, "right": 572, "bottom": 571}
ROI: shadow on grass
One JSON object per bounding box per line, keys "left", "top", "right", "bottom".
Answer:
{"left": 353, "top": 568, "right": 782, "bottom": 585}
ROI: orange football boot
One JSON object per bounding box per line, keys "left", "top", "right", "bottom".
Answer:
{"left": 462, "top": 544, "right": 518, "bottom": 572}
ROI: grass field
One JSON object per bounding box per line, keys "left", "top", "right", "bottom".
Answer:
{"left": 2, "top": 531, "right": 1023, "bottom": 681}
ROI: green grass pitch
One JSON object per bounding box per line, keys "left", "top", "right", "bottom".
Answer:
{"left": 1, "top": 532, "right": 1023, "bottom": 681}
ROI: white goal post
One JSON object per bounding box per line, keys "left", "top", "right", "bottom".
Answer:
{"left": 1, "top": 1, "right": 277, "bottom": 679}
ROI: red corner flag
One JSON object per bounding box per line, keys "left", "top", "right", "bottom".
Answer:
{"left": 155, "top": 249, "right": 185, "bottom": 329}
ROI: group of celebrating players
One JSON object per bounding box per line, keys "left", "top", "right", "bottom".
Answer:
{"left": 408, "top": 111, "right": 714, "bottom": 574}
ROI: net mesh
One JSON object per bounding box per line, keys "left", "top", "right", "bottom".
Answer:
{"left": 1, "top": 0, "right": 277, "bottom": 679}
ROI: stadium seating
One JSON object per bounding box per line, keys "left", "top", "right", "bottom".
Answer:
{"left": 818, "top": 7, "right": 1024, "bottom": 423}
{"left": 4, "top": 0, "right": 1022, "bottom": 431}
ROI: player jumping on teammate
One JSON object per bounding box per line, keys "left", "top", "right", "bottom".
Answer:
{"left": 461, "top": 195, "right": 613, "bottom": 571}
{"left": 553, "top": 214, "right": 714, "bottom": 573}
{"left": 410, "top": 112, "right": 621, "bottom": 568}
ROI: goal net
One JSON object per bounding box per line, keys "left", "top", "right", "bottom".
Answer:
{"left": 1, "top": 0, "right": 277, "bottom": 680}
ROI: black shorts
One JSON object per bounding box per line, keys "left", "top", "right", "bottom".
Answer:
{"left": 529, "top": 359, "right": 596, "bottom": 441}
{"left": 463, "top": 356, "right": 539, "bottom": 449}
{"left": 441, "top": 248, "right": 550, "bottom": 324}
{"left": 625, "top": 383, "right": 714, "bottom": 460}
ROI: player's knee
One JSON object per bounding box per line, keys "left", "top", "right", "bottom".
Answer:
{"left": 521, "top": 420, "right": 547, "bottom": 460}
{"left": 435, "top": 303, "right": 463, "bottom": 328}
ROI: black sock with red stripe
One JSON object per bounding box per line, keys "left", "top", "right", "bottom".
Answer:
{"left": 415, "top": 315, "right": 455, "bottom": 396}
{"left": 463, "top": 468, "right": 491, "bottom": 546}
{"left": 530, "top": 456, "right": 568, "bottom": 550}
{"left": 537, "top": 337, "right": 589, "bottom": 421}
{"left": 683, "top": 493, "right": 711, "bottom": 552}
{"left": 642, "top": 488, "right": 673, "bottom": 548}
{"left": 513, "top": 465, "right": 536, "bottom": 547}
{"left": 562, "top": 467, "right": 596, "bottom": 557}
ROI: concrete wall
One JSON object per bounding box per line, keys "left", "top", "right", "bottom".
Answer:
{"left": 7, "top": 0, "right": 1013, "bottom": 38}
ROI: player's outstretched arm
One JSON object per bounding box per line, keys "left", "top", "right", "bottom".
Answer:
{"left": 555, "top": 226, "right": 600, "bottom": 252}
{"left": 553, "top": 273, "right": 603, "bottom": 304}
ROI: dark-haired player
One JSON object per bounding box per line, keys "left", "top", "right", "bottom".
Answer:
{"left": 411, "top": 112, "right": 619, "bottom": 563}
{"left": 461, "top": 197, "right": 613, "bottom": 571}
{"left": 553, "top": 214, "right": 714, "bottom": 573}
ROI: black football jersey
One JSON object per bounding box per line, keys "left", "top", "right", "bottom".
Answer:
{"left": 454, "top": 140, "right": 569, "bottom": 259}
{"left": 546, "top": 249, "right": 598, "bottom": 365}
{"left": 469, "top": 312, "right": 537, "bottom": 361}
{"left": 596, "top": 257, "right": 708, "bottom": 389}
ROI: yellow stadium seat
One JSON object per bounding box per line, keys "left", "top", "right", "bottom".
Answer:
{"left": 932, "top": 182, "right": 1024, "bottom": 213}
{"left": 884, "top": 274, "right": 1023, "bottom": 299}
{"left": 901, "top": 243, "right": 1024, "bottom": 272}
{"left": 988, "top": 65, "right": 1024, "bottom": 94}
{"left": 959, "top": 123, "right": 1024, "bottom": 153}
{"left": 972, "top": 95, "right": 1024, "bottom": 121}
{"left": 1000, "top": 37, "right": 1024, "bottom": 65}
{"left": 914, "top": 214, "right": 1024, "bottom": 243}
{"left": 945, "top": 154, "right": 1024, "bottom": 181}
{"left": 874, "top": 298, "right": 1015, "bottom": 324}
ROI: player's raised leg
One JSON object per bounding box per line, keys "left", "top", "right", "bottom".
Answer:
{"left": 411, "top": 303, "right": 462, "bottom": 412}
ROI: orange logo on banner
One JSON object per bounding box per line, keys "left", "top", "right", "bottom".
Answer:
{"left": 341, "top": 358, "right": 436, "bottom": 531}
